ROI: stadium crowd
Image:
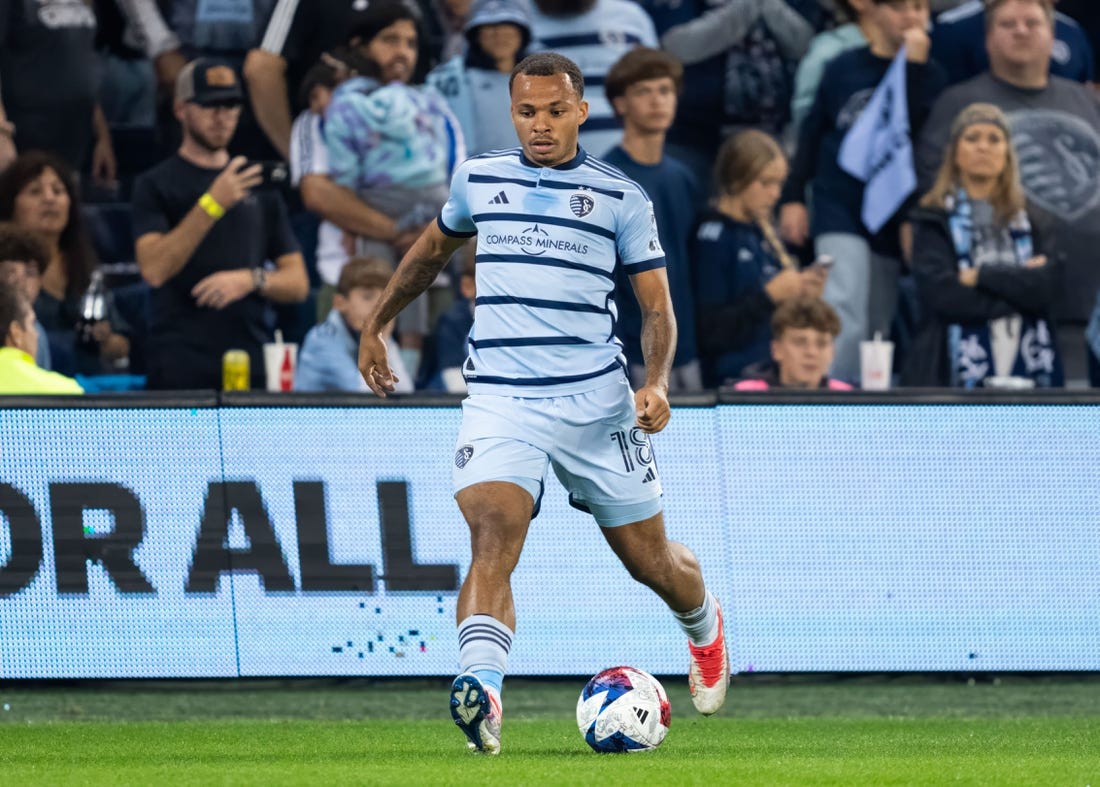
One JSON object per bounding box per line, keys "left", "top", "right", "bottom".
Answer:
{"left": 1, "top": 0, "right": 1099, "bottom": 394}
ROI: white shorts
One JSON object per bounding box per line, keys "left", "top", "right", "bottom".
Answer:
{"left": 451, "top": 378, "right": 663, "bottom": 527}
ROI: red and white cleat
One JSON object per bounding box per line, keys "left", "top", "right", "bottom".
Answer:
{"left": 688, "top": 602, "right": 729, "bottom": 716}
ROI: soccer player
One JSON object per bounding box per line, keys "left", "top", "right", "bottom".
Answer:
{"left": 357, "top": 52, "right": 729, "bottom": 755}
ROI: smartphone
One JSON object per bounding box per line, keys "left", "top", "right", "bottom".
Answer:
{"left": 811, "top": 254, "right": 835, "bottom": 270}
{"left": 253, "top": 161, "right": 290, "bottom": 191}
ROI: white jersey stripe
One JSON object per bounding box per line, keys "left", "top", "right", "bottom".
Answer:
{"left": 476, "top": 252, "right": 615, "bottom": 281}
{"left": 471, "top": 211, "right": 617, "bottom": 240}
{"left": 260, "top": 0, "right": 299, "bottom": 54}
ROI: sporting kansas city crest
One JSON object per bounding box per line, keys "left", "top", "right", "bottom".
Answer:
{"left": 455, "top": 445, "right": 474, "bottom": 469}
{"left": 570, "top": 192, "right": 595, "bottom": 217}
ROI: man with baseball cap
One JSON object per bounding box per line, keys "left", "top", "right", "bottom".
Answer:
{"left": 175, "top": 59, "right": 247, "bottom": 107}
{"left": 131, "top": 58, "right": 309, "bottom": 390}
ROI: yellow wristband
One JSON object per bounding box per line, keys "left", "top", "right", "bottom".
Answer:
{"left": 199, "top": 192, "right": 225, "bottom": 220}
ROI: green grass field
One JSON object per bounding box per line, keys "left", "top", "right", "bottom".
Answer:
{"left": 1, "top": 675, "right": 1097, "bottom": 785}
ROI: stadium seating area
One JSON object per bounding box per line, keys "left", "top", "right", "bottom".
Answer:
{"left": 2, "top": 0, "right": 1098, "bottom": 391}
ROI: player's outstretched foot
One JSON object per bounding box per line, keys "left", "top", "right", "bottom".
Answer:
{"left": 688, "top": 601, "right": 729, "bottom": 716}
{"left": 450, "top": 672, "right": 502, "bottom": 755}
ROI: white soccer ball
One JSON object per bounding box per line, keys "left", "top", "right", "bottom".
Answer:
{"left": 576, "top": 666, "right": 671, "bottom": 752}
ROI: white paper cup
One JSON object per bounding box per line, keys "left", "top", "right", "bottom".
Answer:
{"left": 263, "top": 342, "right": 298, "bottom": 392}
{"left": 859, "top": 340, "right": 894, "bottom": 391}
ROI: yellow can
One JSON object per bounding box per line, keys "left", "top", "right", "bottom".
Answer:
{"left": 222, "top": 349, "right": 251, "bottom": 391}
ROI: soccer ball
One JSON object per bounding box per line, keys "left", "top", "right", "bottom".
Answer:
{"left": 576, "top": 666, "right": 671, "bottom": 753}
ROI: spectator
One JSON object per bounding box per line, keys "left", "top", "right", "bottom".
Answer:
{"left": 94, "top": 0, "right": 156, "bottom": 128}
{"left": 695, "top": 130, "right": 827, "bottom": 387}
{"left": 431, "top": 0, "right": 476, "bottom": 61}
{"left": 325, "top": 0, "right": 465, "bottom": 380}
{"left": 106, "top": 0, "right": 188, "bottom": 94}
{"left": 244, "top": 0, "right": 393, "bottom": 159}
{"left": 905, "top": 103, "right": 1062, "bottom": 387}
{"left": 1057, "top": 1, "right": 1100, "bottom": 79}
{"left": 294, "top": 255, "right": 412, "bottom": 393}
{"left": 426, "top": 248, "right": 475, "bottom": 393}
{"left": 603, "top": 48, "right": 702, "bottom": 392}
{"left": 733, "top": 297, "right": 853, "bottom": 389}
{"left": 791, "top": 0, "right": 871, "bottom": 132}
{"left": 0, "top": 221, "right": 52, "bottom": 369}
{"left": 0, "top": 285, "right": 82, "bottom": 394}
{"left": 427, "top": 0, "right": 532, "bottom": 155}
{"left": 780, "top": 0, "right": 946, "bottom": 383}
{"left": 916, "top": 0, "right": 1100, "bottom": 384}
{"left": 137, "top": 1, "right": 286, "bottom": 163}
{"left": 528, "top": 0, "right": 658, "bottom": 157}
{"left": 931, "top": 0, "right": 1093, "bottom": 86}
{"left": 131, "top": 58, "right": 308, "bottom": 390}
{"left": 0, "top": 151, "right": 130, "bottom": 376}
{"left": 0, "top": 0, "right": 116, "bottom": 185}
{"left": 653, "top": 0, "right": 815, "bottom": 185}
{"left": 288, "top": 57, "right": 362, "bottom": 321}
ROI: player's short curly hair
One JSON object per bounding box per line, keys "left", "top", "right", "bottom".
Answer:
{"left": 509, "top": 52, "right": 584, "bottom": 99}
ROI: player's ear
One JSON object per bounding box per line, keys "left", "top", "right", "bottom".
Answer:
{"left": 577, "top": 99, "right": 588, "bottom": 126}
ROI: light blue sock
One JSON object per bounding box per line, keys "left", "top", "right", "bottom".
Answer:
{"left": 472, "top": 667, "right": 504, "bottom": 695}
{"left": 457, "top": 614, "right": 512, "bottom": 695}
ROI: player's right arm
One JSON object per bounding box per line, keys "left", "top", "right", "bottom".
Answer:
{"left": 360, "top": 158, "right": 478, "bottom": 396}
{"left": 358, "top": 221, "right": 468, "bottom": 396}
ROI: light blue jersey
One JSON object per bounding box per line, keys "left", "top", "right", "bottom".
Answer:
{"left": 528, "top": 0, "right": 658, "bottom": 156}
{"left": 438, "top": 146, "right": 665, "bottom": 398}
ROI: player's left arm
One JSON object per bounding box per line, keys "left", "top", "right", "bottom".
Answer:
{"left": 630, "top": 268, "right": 676, "bottom": 434}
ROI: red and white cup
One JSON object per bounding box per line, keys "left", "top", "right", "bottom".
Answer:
{"left": 263, "top": 341, "right": 298, "bottom": 392}
{"left": 859, "top": 334, "right": 894, "bottom": 391}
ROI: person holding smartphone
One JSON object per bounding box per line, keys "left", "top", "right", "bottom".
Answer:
{"left": 131, "top": 59, "right": 309, "bottom": 390}
{"left": 693, "top": 129, "right": 829, "bottom": 388}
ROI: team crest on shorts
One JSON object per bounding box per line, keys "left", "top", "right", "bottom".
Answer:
{"left": 455, "top": 445, "right": 474, "bottom": 468}
{"left": 570, "top": 192, "right": 595, "bottom": 218}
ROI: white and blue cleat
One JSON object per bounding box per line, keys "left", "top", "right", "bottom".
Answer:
{"left": 450, "top": 672, "right": 502, "bottom": 755}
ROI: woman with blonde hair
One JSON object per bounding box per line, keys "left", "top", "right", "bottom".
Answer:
{"left": 903, "top": 103, "right": 1062, "bottom": 387}
{"left": 693, "top": 129, "right": 827, "bottom": 387}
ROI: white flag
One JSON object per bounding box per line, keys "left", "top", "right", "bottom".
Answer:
{"left": 838, "top": 47, "right": 916, "bottom": 234}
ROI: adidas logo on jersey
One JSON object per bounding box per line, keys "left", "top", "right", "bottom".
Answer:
{"left": 489, "top": 191, "right": 510, "bottom": 205}
{"left": 642, "top": 467, "right": 656, "bottom": 484}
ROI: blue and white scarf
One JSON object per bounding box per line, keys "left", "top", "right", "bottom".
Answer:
{"left": 946, "top": 191, "right": 1061, "bottom": 388}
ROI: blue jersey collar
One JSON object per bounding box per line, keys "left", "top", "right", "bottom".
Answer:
{"left": 519, "top": 146, "right": 587, "bottom": 170}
